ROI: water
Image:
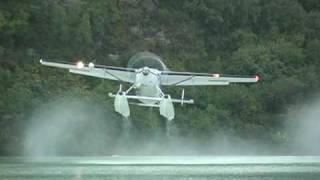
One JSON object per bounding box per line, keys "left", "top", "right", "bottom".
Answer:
{"left": 0, "top": 156, "right": 320, "bottom": 179}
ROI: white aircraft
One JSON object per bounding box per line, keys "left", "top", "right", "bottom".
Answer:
{"left": 40, "top": 52, "right": 259, "bottom": 121}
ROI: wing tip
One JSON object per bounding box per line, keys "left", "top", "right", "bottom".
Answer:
{"left": 255, "top": 75, "right": 260, "bottom": 82}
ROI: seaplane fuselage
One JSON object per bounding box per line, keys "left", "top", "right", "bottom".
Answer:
{"left": 134, "top": 67, "right": 162, "bottom": 104}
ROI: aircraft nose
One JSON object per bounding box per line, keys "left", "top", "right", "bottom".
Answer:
{"left": 142, "top": 67, "right": 150, "bottom": 76}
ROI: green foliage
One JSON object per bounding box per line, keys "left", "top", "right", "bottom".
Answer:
{"left": 0, "top": 0, "right": 319, "bottom": 155}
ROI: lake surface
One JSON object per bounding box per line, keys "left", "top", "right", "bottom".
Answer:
{"left": 0, "top": 156, "right": 320, "bottom": 179}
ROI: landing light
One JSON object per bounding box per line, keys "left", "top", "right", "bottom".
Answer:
{"left": 88, "top": 62, "right": 94, "bottom": 68}
{"left": 213, "top": 73, "right": 220, "bottom": 78}
{"left": 76, "top": 61, "right": 84, "bottom": 69}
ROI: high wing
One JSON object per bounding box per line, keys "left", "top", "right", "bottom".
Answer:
{"left": 160, "top": 71, "right": 259, "bottom": 86}
{"left": 40, "top": 59, "right": 135, "bottom": 83}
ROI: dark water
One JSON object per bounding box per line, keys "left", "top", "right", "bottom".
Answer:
{"left": 0, "top": 156, "right": 320, "bottom": 179}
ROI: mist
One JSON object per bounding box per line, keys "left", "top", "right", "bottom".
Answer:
{"left": 286, "top": 97, "right": 320, "bottom": 155}
{"left": 23, "top": 94, "right": 277, "bottom": 156}
{"left": 24, "top": 93, "right": 320, "bottom": 156}
{"left": 23, "top": 96, "right": 121, "bottom": 156}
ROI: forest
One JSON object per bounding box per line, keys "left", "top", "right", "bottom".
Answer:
{"left": 0, "top": 0, "right": 320, "bottom": 155}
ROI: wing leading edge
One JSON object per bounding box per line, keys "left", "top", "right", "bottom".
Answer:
{"left": 160, "top": 71, "right": 259, "bottom": 86}
{"left": 40, "top": 59, "right": 135, "bottom": 83}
